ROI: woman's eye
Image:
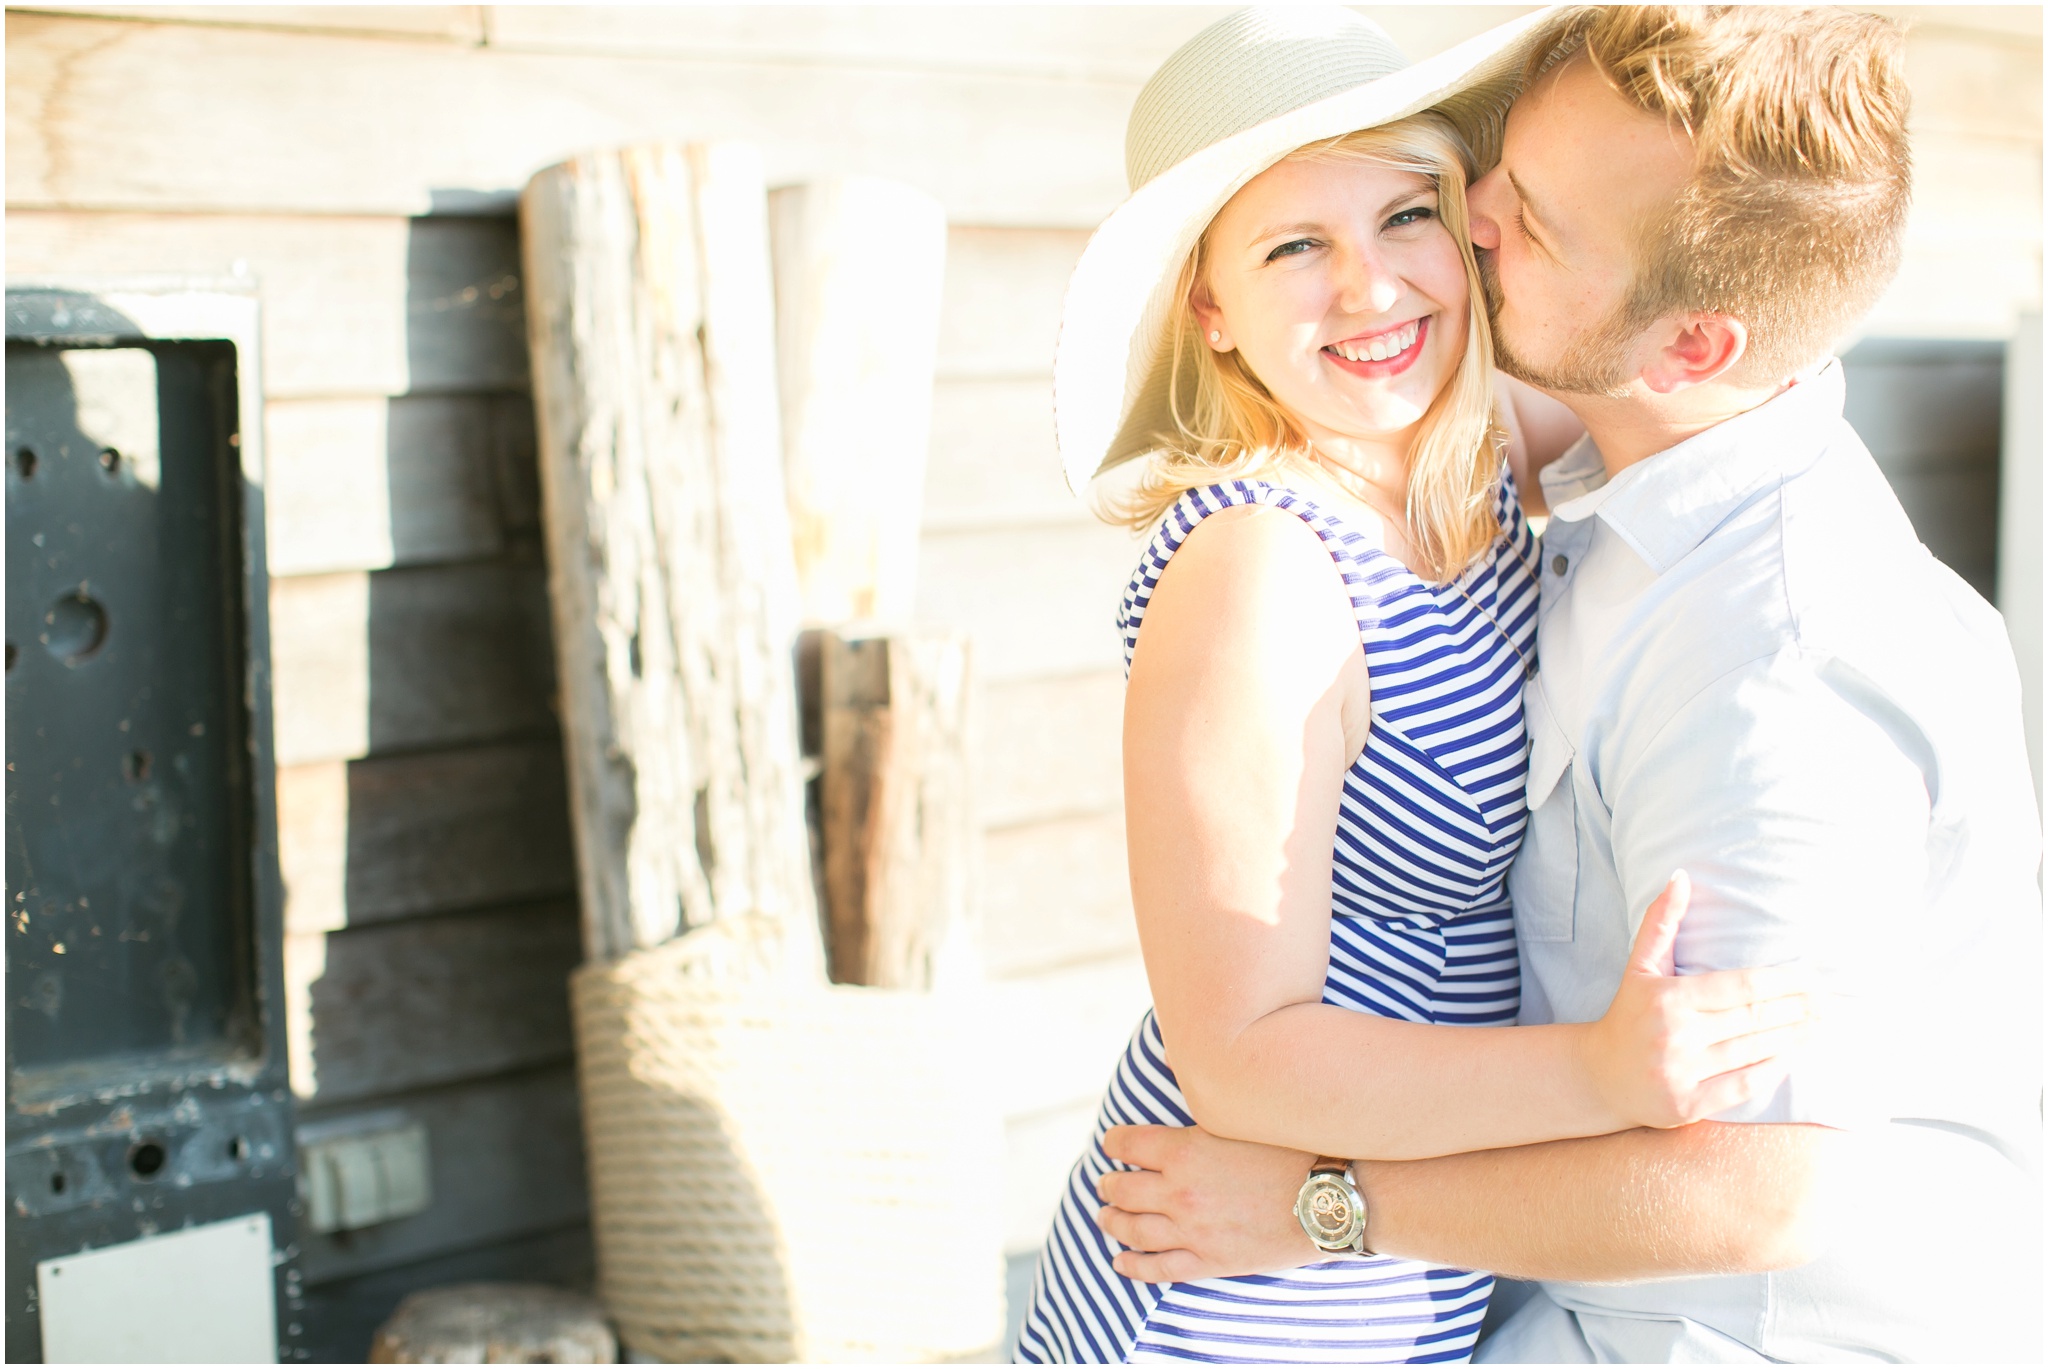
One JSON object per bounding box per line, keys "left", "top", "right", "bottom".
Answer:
{"left": 1264, "top": 238, "right": 1317, "bottom": 262}
{"left": 1386, "top": 207, "right": 1437, "bottom": 230}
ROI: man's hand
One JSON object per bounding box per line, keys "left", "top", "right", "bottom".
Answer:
{"left": 1580, "top": 871, "right": 1817, "bottom": 1130}
{"left": 1094, "top": 1124, "right": 1321, "bottom": 1283}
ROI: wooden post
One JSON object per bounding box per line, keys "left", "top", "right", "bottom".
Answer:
{"left": 768, "top": 177, "right": 948, "bottom": 625}
{"left": 820, "top": 627, "right": 975, "bottom": 989}
{"left": 521, "top": 143, "right": 820, "bottom": 975}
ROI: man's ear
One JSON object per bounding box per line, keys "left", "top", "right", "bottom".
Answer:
{"left": 1639, "top": 313, "right": 1747, "bottom": 393}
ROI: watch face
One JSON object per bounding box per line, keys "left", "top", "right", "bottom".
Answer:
{"left": 1295, "top": 1173, "right": 1364, "bottom": 1251}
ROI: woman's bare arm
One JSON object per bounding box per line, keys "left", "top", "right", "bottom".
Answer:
{"left": 1123, "top": 507, "right": 1805, "bottom": 1161}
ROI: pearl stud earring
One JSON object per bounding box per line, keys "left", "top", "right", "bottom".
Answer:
{"left": 1209, "top": 330, "right": 1222, "bottom": 344}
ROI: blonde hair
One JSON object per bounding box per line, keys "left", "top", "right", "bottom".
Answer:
{"left": 1103, "top": 114, "right": 1506, "bottom": 584}
{"left": 1533, "top": 6, "right": 1911, "bottom": 383}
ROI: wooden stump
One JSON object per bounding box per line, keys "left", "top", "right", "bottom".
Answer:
{"left": 368, "top": 1282, "right": 614, "bottom": 1363}
{"left": 520, "top": 143, "right": 820, "bottom": 973}
{"left": 819, "top": 626, "right": 975, "bottom": 988}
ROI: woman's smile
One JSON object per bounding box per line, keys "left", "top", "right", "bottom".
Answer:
{"left": 1192, "top": 156, "right": 1468, "bottom": 455}
{"left": 1323, "top": 316, "right": 1429, "bottom": 377}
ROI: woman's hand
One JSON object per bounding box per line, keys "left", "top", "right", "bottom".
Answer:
{"left": 1094, "top": 1124, "right": 1320, "bottom": 1283}
{"left": 1577, "top": 871, "right": 1818, "bottom": 1130}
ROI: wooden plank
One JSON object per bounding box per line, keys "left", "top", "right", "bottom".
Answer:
{"left": 522, "top": 142, "right": 817, "bottom": 965}
{"left": 1879, "top": 5, "right": 2044, "bottom": 42}
{"left": 265, "top": 393, "right": 537, "bottom": 576}
{"left": 277, "top": 739, "right": 577, "bottom": 935}
{"left": 1907, "top": 133, "right": 2043, "bottom": 241}
{"left": 1004, "top": 1098, "right": 1099, "bottom": 1256}
{"left": 770, "top": 177, "right": 948, "bottom": 623}
{"left": 2, "top": 211, "right": 526, "bottom": 398}
{"left": 913, "top": 522, "right": 1140, "bottom": 683}
{"left": 6, "top": 12, "right": 1135, "bottom": 225}
{"left": 988, "top": 954, "right": 1151, "bottom": 1252}
{"left": 982, "top": 809, "right": 1137, "bottom": 977}
{"left": 980, "top": 671, "right": 1124, "bottom": 830}
{"left": 1862, "top": 238, "right": 2043, "bottom": 340}
{"left": 1904, "top": 26, "right": 2044, "bottom": 139}
{"left": 481, "top": 6, "right": 1540, "bottom": 80}
{"left": 283, "top": 903, "right": 581, "bottom": 1104}
{"left": 923, "top": 378, "right": 1093, "bottom": 534}
{"left": 269, "top": 561, "right": 557, "bottom": 767}
{"left": 19, "top": 5, "right": 487, "bottom": 41}
{"left": 481, "top": 5, "right": 1227, "bottom": 79}
{"left": 819, "top": 629, "right": 974, "bottom": 988}
{"left": 934, "top": 228, "right": 1089, "bottom": 381}
{"left": 988, "top": 954, "right": 1153, "bottom": 1252}
{"left": 294, "top": 1066, "right": 589, "bottom": 1286}
{"left": 988, "top": 953, "right": 1150, "bottom": 1118}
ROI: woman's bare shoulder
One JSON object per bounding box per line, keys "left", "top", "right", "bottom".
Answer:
{"left": 1137, "top": 500, "right": 1361, "bottom": 682}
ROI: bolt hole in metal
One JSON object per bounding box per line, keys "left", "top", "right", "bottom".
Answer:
{"left": 5, "top": 641, "right": 15, "bottom": 672}
{"left": 42, "top": 589, "right": 108, "bottom": 664}
{"left": 13, "top": 446, "right": 36, "bottom": 478}
{"left": 123, "top": 749, "right": 153, "bottom": 783}
{"left": 50, "top": 1172, "right": 67, "bottom": 1195}
{"left": 128, "top": 1140, "right": 167, "bottom": 1180}
{"left": 228, "top": 1136, "right": 249, "bottom": 1163}
{"left": 99, "top": 446, "right": 122, "bottom": 474}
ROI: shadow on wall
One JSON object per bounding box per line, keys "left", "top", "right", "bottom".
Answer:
{"left": 1840, "top": 337, "right": 2004, "bottom": 602}
{"left": 290, "top": 210, "right": 596, "bottom": 1359}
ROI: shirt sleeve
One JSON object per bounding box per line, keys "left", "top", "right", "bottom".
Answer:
{"left": 1604, "top": 646, "right": 1929, "bottom": 1130}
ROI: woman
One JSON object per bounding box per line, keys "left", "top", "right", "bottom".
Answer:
{"left": 1016, "top": 10, "right": 1812, "bottom": 1364}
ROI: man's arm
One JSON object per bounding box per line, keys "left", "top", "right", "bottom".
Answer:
{"left": 1357, "top": 1120, "right": 1833, "bottom": 1281}
{"left": 1094, "top": 1118, "right": 1839, "bottom": 1284}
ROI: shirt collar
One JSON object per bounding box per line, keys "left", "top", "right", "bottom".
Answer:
{"left": 1541, "top": 359, "right": 1845, "bottom": 573}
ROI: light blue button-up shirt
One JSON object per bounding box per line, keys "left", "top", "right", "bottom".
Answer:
{"left": 1486, "top": 361, "right": 2043, "bottom": 1363}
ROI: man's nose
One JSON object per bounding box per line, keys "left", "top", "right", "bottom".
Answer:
{"left": 1467, "top": 171, "right": 1504, "bottom": 251}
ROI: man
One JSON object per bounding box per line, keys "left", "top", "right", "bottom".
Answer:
{"left": 1090, "top": 7, "right": 2043, "bottom": 1361}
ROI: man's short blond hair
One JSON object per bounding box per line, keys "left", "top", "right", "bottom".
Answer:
{"left": 1533, "top": 6, "right": 1912, "bottom": 383}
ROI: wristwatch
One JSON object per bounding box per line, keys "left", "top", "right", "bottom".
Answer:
{"left": 1294, "top": 1157, "right": 1374, "bottom": 1255}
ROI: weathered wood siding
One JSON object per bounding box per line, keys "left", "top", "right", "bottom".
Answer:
{"left": 7, "top": 5, "right": 2038, "bottom": 1344}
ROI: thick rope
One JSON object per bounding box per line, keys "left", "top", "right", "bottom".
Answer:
{"left": 572, "top": 917, "right": 1006, "bottom": 1362}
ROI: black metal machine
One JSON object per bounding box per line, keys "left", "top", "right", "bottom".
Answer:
{"left": 5, "top": 285, "right": 301, "bottom": 1362}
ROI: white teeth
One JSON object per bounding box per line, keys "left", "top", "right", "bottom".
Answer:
{"left": 1335, "top": 321, "right": 1417, "bottom": 362}
{"left": 1331, "top": 321, "right": 1421, "bottom": 365}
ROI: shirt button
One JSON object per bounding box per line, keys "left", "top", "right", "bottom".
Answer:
{"left": 1551, "top": 554, "right": 1569, "bottom": 576}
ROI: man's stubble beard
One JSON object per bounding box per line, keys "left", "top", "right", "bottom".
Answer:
{"left": 1477, "top": 249, "right": 1640, "bottom": 399}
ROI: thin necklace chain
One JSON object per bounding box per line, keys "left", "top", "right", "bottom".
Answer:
{"left": 1312, "top": 447, "right": 1539, "bottom": 680}
{"left": 1448, "top": 542, "right": 1538, "bottom": 680}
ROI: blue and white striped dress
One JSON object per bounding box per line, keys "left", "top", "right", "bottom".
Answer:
{"left": 1016, "top": 470, "right": 1538, "bottom": 1364}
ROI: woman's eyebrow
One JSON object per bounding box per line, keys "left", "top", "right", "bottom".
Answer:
{"left": 1247, "top": 220, "right": 1326, "bottom": 245}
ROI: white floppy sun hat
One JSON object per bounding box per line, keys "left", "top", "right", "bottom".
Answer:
{"left": 1056, "top": 5, "right": 1557, "bottom": 493}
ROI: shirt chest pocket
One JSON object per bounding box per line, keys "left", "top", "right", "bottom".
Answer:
{"left": 1515, "top": 681, "right": 1579, "bottom": 944}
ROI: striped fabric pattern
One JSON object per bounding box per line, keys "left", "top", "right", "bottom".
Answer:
{"left": 1017, "top": 472, "right": 1537, "bottom": 1365}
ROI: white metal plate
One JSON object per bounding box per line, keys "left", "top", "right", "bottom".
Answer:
{"left": 38, "top": 1212, "right": 277, "bottom": 1364}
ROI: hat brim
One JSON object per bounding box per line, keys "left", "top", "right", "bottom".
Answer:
{"left": 1055, "top": 8, "right": 1558, "bottom": 494}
